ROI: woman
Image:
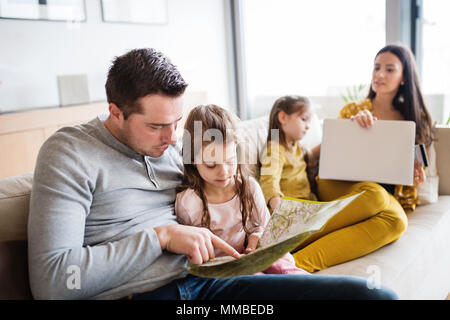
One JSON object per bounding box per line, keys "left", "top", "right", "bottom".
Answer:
{"left": 341, "top": 44, "right": 435, "bottom": 209}
{"left": 292, "top": 44, "right": 435, "bottom": 273}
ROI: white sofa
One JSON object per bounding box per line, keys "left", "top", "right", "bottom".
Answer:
{"left": 238, "top": 117, "right": 450, "bottom": 300}
{"left": 0, "top": 117, "right": 449, "bottom": 300}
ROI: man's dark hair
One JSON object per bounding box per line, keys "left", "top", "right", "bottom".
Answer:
{"left": 105, "top": 48, "right": 188, "bottom": 119}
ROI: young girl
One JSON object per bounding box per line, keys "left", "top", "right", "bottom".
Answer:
{"left": 259, "top": 95, "right": 318, "bottom": 213}
{"left": 175, "top": 104, "right": 308, "bottom": 275}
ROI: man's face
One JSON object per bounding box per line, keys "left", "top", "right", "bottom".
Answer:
{"left": 119, "top": 93, "right": 183, "bottom": 157}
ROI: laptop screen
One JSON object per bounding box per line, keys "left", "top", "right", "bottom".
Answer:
{"left": 318, "top": 119, "right": 416, "bottom": 186}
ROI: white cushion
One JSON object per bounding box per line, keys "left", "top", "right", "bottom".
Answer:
{"left": 236, "top": 112, "right": 323, "bottom": 178}
{"left": 317, "top": 196, "right": 450, "bottom": 300}
{"left": 435, "top": 126, "right": 450, "bottom": 195}
{"left": 0, "top": 173, "right": 33, "bottom": 241}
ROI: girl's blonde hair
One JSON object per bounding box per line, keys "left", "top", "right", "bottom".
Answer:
{"left": 267, "top": 95, "right": 311, "bottom": 148}
{"left": 178, "top": 104, "right": 257, "bottom": 234}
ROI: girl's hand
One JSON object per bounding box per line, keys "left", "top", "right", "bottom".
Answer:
{"left": 413, "top": 160, "right": 426, "bottom": 187}
{"left": 154, "top": 224, "right": 241, "bottom": 265}
{"left": 350, "top": 110, "right": 378, "bottom": 128}
{"left": 269, "top": 196, "right": 281, "bottom": 212}
{"left": 244, "top": 234, "right": 260, "bottom": 254}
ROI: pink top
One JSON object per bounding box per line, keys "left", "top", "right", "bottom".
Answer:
{"left": 175, "top": 177, "right": 270, "bottom": 256}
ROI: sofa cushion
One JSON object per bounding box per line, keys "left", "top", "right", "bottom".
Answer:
{"left": 0, "top": 240, "right": 33, "bottom": 299}
{"left": 317, "top": 195, "right": 450, "bottom": 299}
{"left": 236, "top": 114, "right": 323, "bottom": 179}
{"left": 0, "top": 173, "right": 33, "bottom": 242}
{"left": 435, "top": 126, "right": 450, "bottom": 195}
{"left": 236, "top": 116, "right": 269, "bottom": 178}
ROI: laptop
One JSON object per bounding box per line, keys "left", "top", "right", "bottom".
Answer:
{"left": 318, "top": 119, "right": 416, "bottom": 186}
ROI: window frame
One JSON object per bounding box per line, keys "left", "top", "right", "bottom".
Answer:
{"left": 227, "top": 0, "right": 420, "bottom": 120}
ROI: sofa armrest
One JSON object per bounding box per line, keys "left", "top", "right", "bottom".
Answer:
{"left": 0, "top": 173, "right": 32, "bottom": 242}
{"left": 0, "top": 240, "right": 33, "bottom": 299}
{"left": 435, "top": 126, "right": 450, "bottom": 195}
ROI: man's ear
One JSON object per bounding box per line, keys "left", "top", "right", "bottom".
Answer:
{"left": 277, "top": 111, "right": 288, "bottom": 124}
{"left": 109, "top": 103, "right": 123, "bottom": 125}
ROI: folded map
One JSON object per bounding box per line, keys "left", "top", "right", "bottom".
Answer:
{"left": 187, "top": 191, "right": 363, "bottom": 278}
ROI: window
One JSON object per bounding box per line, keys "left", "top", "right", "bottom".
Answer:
{"left": 241, "top": 0, "right": 385, "bottom": 119}
{"left": 421, "top": 0, "right": 450, "bottom": 124}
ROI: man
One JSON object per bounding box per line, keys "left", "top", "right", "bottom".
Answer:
{"left": 28, "top": 48, "right": 396, "bottom": 300}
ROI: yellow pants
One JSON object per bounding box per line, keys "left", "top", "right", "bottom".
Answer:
{"left": 292, "top": 179, "right": 408, "bottom": 273}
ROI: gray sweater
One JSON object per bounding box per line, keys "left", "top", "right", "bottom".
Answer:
{"left": 28, "top": 115, "right": 188, "bottom": 300}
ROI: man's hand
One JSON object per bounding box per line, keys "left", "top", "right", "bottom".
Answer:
{"left": 154, "top": 224, "right": 241, "bottom": 265}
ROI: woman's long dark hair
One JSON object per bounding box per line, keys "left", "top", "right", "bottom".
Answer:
{"left": 177, "top": 104, "right": 257, "bottom": 234}
{"left": 367, "top": 44, "right": 434, "bottom": 146}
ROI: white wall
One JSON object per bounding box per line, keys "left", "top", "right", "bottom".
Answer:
{"left": 0, "top": 0, "right": 231, "bottom": 113}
